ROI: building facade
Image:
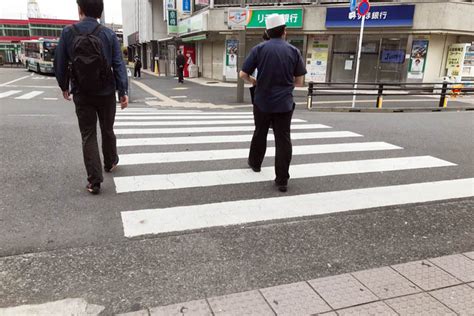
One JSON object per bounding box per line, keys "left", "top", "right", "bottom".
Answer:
{"left": 0, "top": 18, "right": 78, "bottom": 63}
{"left": 122, "top": 0, "right": 474, "bottom": 83}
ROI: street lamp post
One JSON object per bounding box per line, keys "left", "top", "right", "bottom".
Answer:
{"left": 236, "top": 0, "right": 246, "bottom": 103}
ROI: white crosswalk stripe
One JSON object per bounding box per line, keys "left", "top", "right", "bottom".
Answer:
{"left": 15, "top": 91, "right": 45, "bottom": 99}
{"left": 118, "top": 142, "right": 402, "bottom": 166}
{"left": 117, "top": 131, "right": 362, "bottom": 147}
{"left": 108, "top": 110, "right": 467, "bottom": 238}
{"left": 114, "top": 124, "right": 330, "bottom": 135}
{"left": 116, "top": 115, "right": 255, "bottom": 120}
{"left": 0, "top": 90, "right": 22, "bottom": 98}
{"left": 115, "top": 118, "right": 306, "bottom": 127}
{"left": 121, "top": 178, "right": 474, "bottom": 237}
{"left": 114, "top": 156, "right": 455, "bottom": 193}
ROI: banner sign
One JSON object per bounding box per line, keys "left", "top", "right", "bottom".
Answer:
{"left": 178, "top": 12, "right": 208, "bottom": 35}
{"left": 228, "top": 8, "right": 248, "bottom": 30}
{"left": 380, "top": 50, "right": 405, "bottom": 64}
{"left": 246, "top": 8, "right": 304, "bottom": 29}
{"left": 407, "top": 39, "right": 429, "bottom": 80}
{"left": 182, "top": 0, "right": 191, "bottom": 13}
{"left": 326, "top": 5, "right": 415, "bottom": 28}
{"left": 168, "top": 9, "right": 178, "bottom": 34}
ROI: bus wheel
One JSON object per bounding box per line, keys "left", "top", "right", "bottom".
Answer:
{"left": 37, "top": 64, "right": 41, "bottom": 74}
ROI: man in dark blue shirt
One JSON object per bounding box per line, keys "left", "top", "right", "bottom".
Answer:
{"left": 54, "top": 0, "right": 128, "bottom": 194}
{"left": 240, "top": 14, "right": 306, "bottom": 192}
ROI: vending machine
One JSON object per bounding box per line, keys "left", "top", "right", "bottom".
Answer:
{"left": 179, "top": 45, "right": 196, "bottom": 77}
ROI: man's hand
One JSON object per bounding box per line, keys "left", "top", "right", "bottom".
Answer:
{"left": 120, "top": 95, "right": 129, "bottom": 110}
{"left": 62, "top": 90, "right": 72, "bottom": 101}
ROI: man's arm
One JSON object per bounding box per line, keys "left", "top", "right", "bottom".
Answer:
{"left": 111, "top": 32, "right": 129, "bottom": 109}
{"left": 294, "top": 75, "right": 305, "bottom": 87}
{"left": 293, "top": 49, "right": 307, "bottom": 87}
{"left": 239, "top": 71, "right": 257, "bottom": 86}
{"left": 54, "top": 27, "right": 71, "bottom": 100}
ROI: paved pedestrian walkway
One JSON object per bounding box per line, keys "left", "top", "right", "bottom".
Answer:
{"left": 118, "top": 252, "right": 474, "bottom": 315}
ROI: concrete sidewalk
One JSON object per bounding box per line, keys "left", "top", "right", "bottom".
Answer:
{"left": 118, "top": 252, "right": 473, "bottom": 315}
{"left": 138, "top": 70, "right": 474, "bottom": 112}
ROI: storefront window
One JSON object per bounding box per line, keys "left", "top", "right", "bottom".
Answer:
{"left": 331, "top": 35, "right": 408, "bottom": 83}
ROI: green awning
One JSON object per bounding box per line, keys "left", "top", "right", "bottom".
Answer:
{"left": 182, "top": 34, "right": 207, "bottom": 42}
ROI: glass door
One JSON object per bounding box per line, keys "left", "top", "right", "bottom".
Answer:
{"left": 358, "top": 36, "right": 381, "bottom": 83}
{"left": 378, "top": 37, "right": 408, "bottom": 82}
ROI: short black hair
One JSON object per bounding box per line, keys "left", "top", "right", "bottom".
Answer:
{"left": 266, "top": 25, "right": 286, "bottom": 39}
{"left": 77, "top": 0, "right": 103, "bottom": 18}
{"left": 262, "top": 31, "right": 270, "bottom": 41}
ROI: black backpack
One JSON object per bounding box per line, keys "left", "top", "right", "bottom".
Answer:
{"left": 70, "top": 24, "right": 111, "bottom": 94}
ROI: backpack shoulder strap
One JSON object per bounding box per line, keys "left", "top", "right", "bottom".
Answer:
{"left": 90, "top": 24, "right": 103, "bottom": 36}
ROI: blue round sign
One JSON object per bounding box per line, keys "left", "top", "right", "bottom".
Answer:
{"left": 358, "top": 0, "right": 371, "bottom": 16}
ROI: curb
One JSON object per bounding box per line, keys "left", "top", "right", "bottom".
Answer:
{"left": 307, "top": 107, "right": 474, "bottom": 113}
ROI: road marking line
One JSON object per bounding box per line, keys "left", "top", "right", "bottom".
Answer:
{"left": 0, "top": 90, "right": 22, "bottom": 98}
{"left": 43, "top": 97, "right": 58, "bottom": 100}
{"left": 132, "top": 80, "right": 177, "bottom": 104}
{"left": 118, "top": 142, "right": 402, "bottom": 166}
{"left": 114, "top": 156, "right": 454, "bottom": 193}
{"left": 116, "top": 111, "right": 251, "bottom": 116}
{"left": 15, "top": 91, "right": 44, "bottom": 99}
{"left": 117, "top": 131, "right": 361, "bottom": 147}
{"left": 170, "top": 96, "right": 188, "bottom": 99}
{"left": 116, "top": 115, "right": 255, "bottom": 120}
{"left": 4, "top": 85, "right": 56, "bottom": 89}
{"left": 0, "top": 75, "right": 30, "bottom": 87}
{"left": 114, "top": 124, "right": 331, "bottom": 135}
{"left": 7, "top": 114, "right": 59, "bottom": 117}
{"left": 114, "top": 119, "right": 306, "bottom": 127}
{"left": 173, "top": 87, "right": 189, "bottom": 90}
{"left": 121, "top": 177, "right": 474, "bottom": 237}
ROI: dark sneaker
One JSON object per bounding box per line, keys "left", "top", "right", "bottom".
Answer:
{"left": 248, "top": 160, "right": 261, "bottom": 172}
{"left": 105, "top": 158, "right": 119, "bottom": 173}
{"left": 86, "top": 183, "right": 101, "bottom": 195}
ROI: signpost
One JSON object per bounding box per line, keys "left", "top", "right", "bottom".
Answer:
{"left": 352, "top": 0, "right": 370, "bottom": 108}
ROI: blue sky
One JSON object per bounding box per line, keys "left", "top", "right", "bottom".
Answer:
{"left": 0, "top": 0, "right": 123, "bottom": 24}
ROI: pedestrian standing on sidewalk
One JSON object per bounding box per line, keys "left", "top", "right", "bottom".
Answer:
{"left": 134, "top": 56, "right": 142, "bottom": 78}
{"left": 54, "top": 0, "right": 128, "bottom": 195}
{"left": 239, "top": 14, "right": 306, "bottom": 193}
{"left": 176, "top": 50, "right": 186, "bottom": 84}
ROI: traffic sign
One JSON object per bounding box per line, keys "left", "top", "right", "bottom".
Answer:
{"left": 358, "top": 0, "right": 371, "bottom": 16}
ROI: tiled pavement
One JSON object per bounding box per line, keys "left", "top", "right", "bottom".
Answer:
{"left": 118, "top": 251, "right": 474, "bottom": 315}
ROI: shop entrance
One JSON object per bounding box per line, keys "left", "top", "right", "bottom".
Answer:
{"left": 331, "top": 35, "right": 408, "bottom": 83}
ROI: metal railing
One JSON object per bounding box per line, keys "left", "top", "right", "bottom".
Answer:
{"left": 306, "top": 82, "right": 474, "bottom": 110}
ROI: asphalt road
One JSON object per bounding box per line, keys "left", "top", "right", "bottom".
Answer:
{"left": 0, "top": 68, "right": 473, "bottom": 314}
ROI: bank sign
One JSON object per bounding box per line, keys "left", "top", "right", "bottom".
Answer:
{"left": 246, "top": 8, "right": 304, "bottom": 29}
{"left": 326, "top": 5, "right": 415, "bottom": 28}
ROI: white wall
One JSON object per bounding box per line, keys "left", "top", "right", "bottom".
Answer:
{"left": 121, "top": 0, "right": 138, "bottom": 46}
{"left": 423, "top": 34, "right": 458, "bottom": 83}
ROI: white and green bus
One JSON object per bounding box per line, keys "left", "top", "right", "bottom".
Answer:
{"left": 20, "top": 39, "right": 58, "bottom": 74}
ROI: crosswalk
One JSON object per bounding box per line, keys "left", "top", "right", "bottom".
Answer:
{"left": 0, "top": 89, "right": 56, "bottom": 100}
{"left": 114, "top": 107, "right": 474, "bottom": 238}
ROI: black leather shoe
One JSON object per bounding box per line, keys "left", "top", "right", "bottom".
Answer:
{"left": 274, "top": 181, "right": 288, "bottom": 192}
{"left": 248, "top": 160, "right": 261, "bottom": 172}
{"left": 86, "top": 183, "right": 101, "bottom": 195}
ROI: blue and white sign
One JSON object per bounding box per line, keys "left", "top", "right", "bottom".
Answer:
{"left": 182, "top": 0, "right": 191, "bottom": 13}
{"left": 326, "top": 5, "right": 415, "bottom": 28}
{"left": 349, "top": 0, "right": 357, "bottom": 12}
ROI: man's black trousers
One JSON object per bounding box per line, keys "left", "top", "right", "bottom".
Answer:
{"left": 73, "top": 94, "right": 118, "bottom": 185}
{"left": 134, "top": 67, "right": 141, "bottom": 78}
{"left": 177, "top": 67, "right": 184, "bottom": 83}
{"left": 248, "top": 105, "right": 294, "bottom": 185}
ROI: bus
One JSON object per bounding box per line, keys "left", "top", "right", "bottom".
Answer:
{"left": 20, "top": 39, "right": 58, "bottom": 74}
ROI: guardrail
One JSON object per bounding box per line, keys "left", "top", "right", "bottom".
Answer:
{"left": 307, "top": 82, "right": 474, "bottom": 110}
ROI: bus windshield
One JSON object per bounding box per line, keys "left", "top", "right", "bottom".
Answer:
{"left": 43, "top": 41, "right": 58, "bottom": 62}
